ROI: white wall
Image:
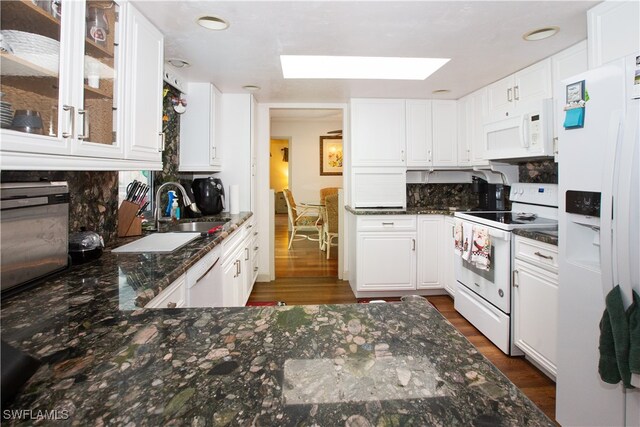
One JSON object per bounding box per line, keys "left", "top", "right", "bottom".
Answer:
{"left": 270, "top": 119, "right": 343, "bottom": 203}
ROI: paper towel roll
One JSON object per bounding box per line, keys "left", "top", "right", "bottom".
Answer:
{"left": 229, "top": 184, "right": 240, "bottom": 214}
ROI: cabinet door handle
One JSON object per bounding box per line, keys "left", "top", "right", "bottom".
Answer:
{"left": 514, "top": 85, "right": 520, "bottom": 101}
{"left": 254, "top": 267, "right": 258, "bottom": 272}
{"left": 247, "top": 224, "right": 253, "bottom": 229}
{"left": 427, "top": 149, "right": 432, "bottom": 162}
{"left": 77, "top": 109, "right": 89, "bottom": 140}
{"left": 253, "top": 231, "right": 258, "bottom": 236}
{"left": 534, "top": 251, "right": 553, "bottom": 260}
{"left": 245, "top": 247, "right": 249, "bottom": 261}
{"left": 507, "top": 88, "right": 513, "bottom": 102}
{"left": 412, "top": 239, "right": 416, "bottom": 251}
{"left": 167, "top": 302, "right": 177, "bottom": 308}
{"left": 196, "top": 258, "right": 220, "bottom": 284}
{"left": 159, "top": 132, "right": 165, "bottom": 152}
{"left": 553, "top": 137, "right": 559, "bottom": 155}
{"left": 451, "top": 225, "right": 454, "bottom": 238}
{"left": 381, "top": 222, "right": 394, "bottom": 226}
{"left": 513, "top": 269, "right": 519, "bottom": 287}
{"left": 211, "top": 146, "right": 216, "bottom": 160}
{"left": 254, "top": 246, "right": 259, "bottom": 251}
{"left": 62, "top": 105, "right": 75, "bottom": 138}
{"left": 401, "top": 149, "right": 405, "bottom": 162}
{"left": 236, "top": 260, "right": 241, "bottom": 276}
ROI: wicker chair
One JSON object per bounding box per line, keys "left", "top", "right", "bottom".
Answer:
{"left": 320, "top": 187, "right": 340, "bottom": 203}
{"left": 282, "top": 189, "right": 321, "bottom": 249}
{"left": 323, "top": 193, "right": 339, "bottom": 259}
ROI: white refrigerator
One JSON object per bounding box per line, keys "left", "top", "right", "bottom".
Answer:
{"left": 556, "top": 52, "right": 640, "bottom": 426}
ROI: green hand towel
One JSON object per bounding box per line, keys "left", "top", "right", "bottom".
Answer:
{"left": 598, "top": 285, "right": 632, "bottom": 388}
{"left": 628, "top": 290, "right": 640, "bottom": 378}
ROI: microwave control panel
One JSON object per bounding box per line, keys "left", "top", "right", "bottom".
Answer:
{"left": 528, "top": 113, "right": 541, "bottom": 147}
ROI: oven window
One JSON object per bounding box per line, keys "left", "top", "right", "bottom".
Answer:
{"left": 461, "top": 247, "right": 495, "bottom": 282}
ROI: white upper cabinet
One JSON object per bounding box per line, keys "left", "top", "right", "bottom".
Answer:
{"left": 351, "top": 98, "right": 406, "bottom": 167}
{"left": 469, "top": 88, "right": 490, "bottom": 166}
{"left": 406, "top": 100, "right": 433, "bottom": 167}
{"left": 0, "top": 1, "right": 163, "bottom": 170}
{"left": 456, "top": 97, "right": 471, "bottom": 166}
{"left": 122, "top": 3, "right": 163, "bottom": 165}
{"left": 486, "top": 58, "right": 552, "bottom": 122}
{"left": 432, "top": 100, "right": 458, "bottom": 167}
{"left": 587, "top": 1, "right": 640, "bottom": 69}
{"left": 179, "top": 82, "right": 222, "bottom": 172}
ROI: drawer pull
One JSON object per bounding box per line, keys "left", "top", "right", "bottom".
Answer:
{"left": 254, "top": 231, "right": 258, "bottom": 236}
{"left": 534, "top": 251, "right": 553, "bottom": 260}
{"left": 167, "top": 302, "right": 177, "bottom": 308}
{"left": 382, "top": 222, "right": 394, "bottom": 226}
{"left": 412, "top": 239, "right": 416, "bottom": 251}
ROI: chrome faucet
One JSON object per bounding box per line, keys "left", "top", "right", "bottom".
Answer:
{"left": 154, "top": 182, "right": 201, "bottom": 230}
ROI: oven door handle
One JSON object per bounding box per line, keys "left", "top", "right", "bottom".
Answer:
{"left": 457, "top": 219, "right": 511, "bottom": 242}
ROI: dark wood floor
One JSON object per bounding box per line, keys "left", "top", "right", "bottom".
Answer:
{"left": 274, "top": 213, "right": 338, "bottom": 278}
{"left": 250, "top": 213, "right": 556, "bottom": 422}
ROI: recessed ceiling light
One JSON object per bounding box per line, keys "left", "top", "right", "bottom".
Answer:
{"left": 432, "top": 89, "right": 451, "bottom": 94}
{"left": 280, "top": 55, "right": 450, "bottom": 80}
{"left": 523, "top": 27, "right": 559, "bottom": 41}
{"left": 166, "top": 58, "right": 190, "bottom": 68}
{"left": 197, "top": 15, "right": 229, "bottom": 31}
{"left": 242, "top": 85, "right": 261, "bottom": 92}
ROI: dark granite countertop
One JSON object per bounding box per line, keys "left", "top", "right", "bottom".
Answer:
{"left": 513, "top": 229, "right": 559, "bottom": 246}
{"left": 1, "top": 282, "right": 554, "bottom": 426}
{"left": 345, "top": 206, "right": 473, "bottom": 216}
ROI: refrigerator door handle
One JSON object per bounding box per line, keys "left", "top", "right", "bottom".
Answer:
{"left": 600, "top": 110, "right": 624, "bottom": 300}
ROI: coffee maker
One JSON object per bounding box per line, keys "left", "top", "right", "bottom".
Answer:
{"left": 472, "top": 176, "right": 509, "bottom": 211}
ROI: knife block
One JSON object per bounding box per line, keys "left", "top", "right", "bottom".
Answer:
{"left": 118, "top": 201, "right": 142, "bottom": 237}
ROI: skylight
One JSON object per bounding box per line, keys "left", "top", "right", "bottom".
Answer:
{"left": 280, "top": 55, "right": 450, "bottom": 80}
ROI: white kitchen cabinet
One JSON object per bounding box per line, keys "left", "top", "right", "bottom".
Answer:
{"left": 351, "top": 98, "right": 406, "bottom": 167}
{"left": 456, "top": 98, "right": 472, "bottom": 166}
{"left": 417, "top": 215, "right": 442, "bottom": 289}
{"left": 587, "top": 1, "right": 640, "bottom": 69}
{"left": 351, "top": 215, "right": 417, "bottom": 292}
{"left": 122, "top": 3, "right": 163, "bottom": 165}
{"left": 486, "top": 58, "right": 552, "bottom": 122}
{"left": 145, "top": 274, "right": 187, "bottom": 308}
{"left": 220, "top": 217, "right": 258, "bottom": 306}
{"left": 0, "top": 1, "right": 163, "bottom": 171}
{"left": 351, "top": 167, "right": 406, "bottom": 208}
{"left": 432, "top": 100, "right": 458, "bottom": 167}
{"left": 513, "top": 236, "right": 559, "bottom": 378}
{"left": 179, "top": 82, "right": 222, "bottom": 171}
{"left": 406, "top": 100, "right": 433, "bottom": 167}
{"left": 551, "top": 41, "right": 588, "bottom": 160}
{"left": 441, "top": 216, "right": 456, "bottom": 296}
{"left": 221, "top": 247, "right": 244, "bottom": 307}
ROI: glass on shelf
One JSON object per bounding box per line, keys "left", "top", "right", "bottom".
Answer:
{"left": 0, "top": 0, "right": 62, "bottom": 137}
{"left": 82, "top": 0, "right": 118, "bottom": 145}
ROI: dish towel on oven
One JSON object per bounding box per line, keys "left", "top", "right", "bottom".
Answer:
{"left": 462, "top": 224, "right": 473, "bottom": 261}
{"left": 454, "top": 222, "right": 463, "bottom": 256}
{"left": 471, "top": 226, "right": 491, "bottom": 270}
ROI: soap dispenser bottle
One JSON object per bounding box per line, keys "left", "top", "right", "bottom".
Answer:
{"left": 170, "top": 196, "right": 180, "bottom": 220}
{"left": 165, "top": 190, "right": 176, "bottom": 217}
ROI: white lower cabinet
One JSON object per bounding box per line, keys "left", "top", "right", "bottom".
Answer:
{"left": 417, "top": 216, "right": 442, "bottom": 289}
{"left": 221, "top": 245, "right": 245, "bottom": 307}
{"left": 442, "top": 216, "right": 456, "bottom": 296}
{"left": 145, "top": 274, "right": 187, "bottom": 308}
{"left": 513, "top": 236, "right": 558, "bottom": 378}
{"left": 350, "top": 214, "right": 451, "bottom": 297}
{"left": 220, "top": 218, "right": 257, "bottom": 307}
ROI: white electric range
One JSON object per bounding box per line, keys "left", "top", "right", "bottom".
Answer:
{"left": 453, "top": 183, "right": 558, "bottom": 355}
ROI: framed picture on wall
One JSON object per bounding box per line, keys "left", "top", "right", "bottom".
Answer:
{"left": 319, "top": 135, "right": 343, "bottom": 176}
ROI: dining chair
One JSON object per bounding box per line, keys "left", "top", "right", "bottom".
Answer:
{"left": 282, "top": 189, "right": 321, "bottom": 249}
{"left": 323, "top": 193, "right": 339, "bottom": 259}
{"left": 320, "top": 187, "right": 340, "bottom": 203}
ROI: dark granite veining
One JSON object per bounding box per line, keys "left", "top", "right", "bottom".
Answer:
{"left": 1, "top": 287, "right": 554, "bottom": 426}
{"left": 345, "top": 206, "right": 460, "bottom": 216}
{"left": 407, "top": 183, "right": 479, "bottom": 210}
{"left": 1, "top": 170, "right": 119, "bottom": 244}
{"left": 513, "top": 228, "right": 559, "bottom": 246}
{"left": 518, "top": 159, "right": 558, "bottom": 184}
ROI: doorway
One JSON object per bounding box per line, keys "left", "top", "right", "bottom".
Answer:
{"left": 269, "top": 109, "right": 343, "bottom": 279}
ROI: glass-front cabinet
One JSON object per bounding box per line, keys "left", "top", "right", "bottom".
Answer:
{"left": 0, "top": 0, "right": 145, "bottom": 167}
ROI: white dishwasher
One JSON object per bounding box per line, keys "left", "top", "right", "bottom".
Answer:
{"left": 186, "top": 246, "right": 222, "bottom": 307}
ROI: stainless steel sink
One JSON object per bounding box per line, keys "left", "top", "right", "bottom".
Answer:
{"left": 167, "top": 220, "right": 229, "bottom": 233}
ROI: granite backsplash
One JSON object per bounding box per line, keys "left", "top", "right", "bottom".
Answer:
{"left": 518, "top": 159, "right": 558, "bottom": 184}
{"left": 0, "top": 170, "right": 118, "bottom": 244}
{"left": 407, "top": 183, "right": 478, "bottom": 209}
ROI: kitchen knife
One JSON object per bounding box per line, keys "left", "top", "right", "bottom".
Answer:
{"left": 138, "top": 184, "right": 149, "bottom": 204}
{"left": 125, "top": 181, "right": 139, "bottom": 202}
{"left": 132, "top": 183, "right": 146, "bottom": 204}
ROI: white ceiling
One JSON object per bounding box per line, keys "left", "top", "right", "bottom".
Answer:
{"left": 132, "top": 0, "right": 599, "bottom": 102}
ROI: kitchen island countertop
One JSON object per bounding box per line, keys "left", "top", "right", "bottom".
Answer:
{"left": 1, "top": 286, "right": 554, "bottom": 426}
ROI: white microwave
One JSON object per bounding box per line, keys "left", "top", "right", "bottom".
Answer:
{"left": 483, "top": 98, "right": 554, "bottom": 160}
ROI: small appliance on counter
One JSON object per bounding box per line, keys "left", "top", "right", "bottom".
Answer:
{"left": 192, "top": 177, "right": 225, "bottom": 215}
{"left": 472, "top": 176, "right": 509, "bottom": 211}
{"left": 0, "top": 181, "right": 70, "bottom": 293}
{"left": 68, "top": 230, "right": 104, "bottom": 265}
